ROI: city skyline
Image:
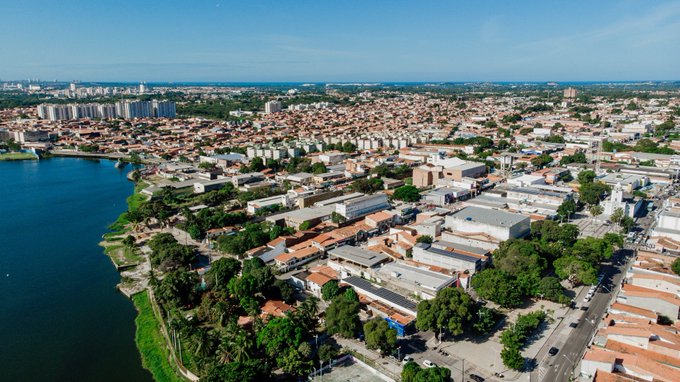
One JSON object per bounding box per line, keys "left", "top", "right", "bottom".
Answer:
{"left": 2, "top": 0, "right": 679, "bottom": 82}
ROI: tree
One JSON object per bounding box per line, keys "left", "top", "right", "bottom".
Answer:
{"left": 471, "top": 269, "right": 523, "bottom": 308}
{"left": 578, "top": 170, "right": 597, "bottom": 184}
{"left": 325, "top": 290, "right": 361, "bottom": 338}
{"left": 537, "top": 276, "right": 569, "bottom": 303}
{"left": 318, "top": 343, "right": 338, "bottom": 362}
{"left": 205, "top": 258, "right": 242, "bottom": 291}
{"left": 154, "top": 268, "right": 199, "bottom": 308}
{"left": 123, "top": 235, "right": 135, "bottom": 248}
{"left": 342, "top": 142, "right": 357, "bottom": 153}
{"left": 279, "top": 345, "right": 313, "bottom": 376}
{"left": 501, "top": 346, "right": 525, "bottom": 370}
{"left": 530, "top": 153, "right": 553, "bottom": 168}
{"left": 256, "top": 317, "right": 304, "bottom": 368}
{"left": 402, "top": 362, "right": 450, "bottom": 382}
{"left": 620, "top": 216, "right": 635, "bottom": 233}
{"left": 589, "top": 204, "right": 603, "bottom": 220}
{"left": 402, "top": 361, "right": 421, "bottom": 382}
{"left": 248, "top": 157, "right": 265, "bottom": 172}
{"left": 557, "top": 199, "right": 577, "bottom": 221}
{"left": 416, "top": 235, "right": 433, "bottom": 244}
{"left": 493, "top": 239, "right": 546, "bottom": 277}
{"left": 331, "top": 211, "right": 346, "bottom": 224}
{"left": 321, "top": 280, "right": 341, "bottom": 301}
{"left": 672, "top": 258, "right": 680, "bottom": 276}
{"left": 472, "top": 307, "right": 501, "bottom": 335}
{"left": 414, "top": 367, "right": 451, "bottom": 382}
{"left": 553, "top": 256, "right": 598, "bottom": 285}
{"left": 392, "top": 185, "right": 421, "bottom": 202}
{"left": 610, "top": 208, "right": 624, "bottom": 226}
{"left": 416, "top": 287, "right": 475, "bottom": 336}
{"left": 199, "top": 161, "right": 216, "bottom": 170}
{"left": 310, "top": 162, "right": 328, "bottom": 174}
{"left": 579, "top": 182, "right": 609, "bottom": 205}
{"left": 364, "top": 318, "right": 398, "bottom": 355}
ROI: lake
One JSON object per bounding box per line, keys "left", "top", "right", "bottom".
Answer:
{"left": 0, "top": 158, "right": 152, "bottom": 381}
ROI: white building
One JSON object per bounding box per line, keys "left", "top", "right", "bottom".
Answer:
{"left": 247, "top": 194, "right": 290, "bottom": 215}
{"left": 412, "top": 242, "right": 485, "bottom": 274}
{"left": 264, "top": 100, "right": 282, "bottom": 114}
{"left": 335, "top": 193, "right": 390, "bottom": 220}
{"left": 444, "top": 206, "right": 531, "bottom": 241}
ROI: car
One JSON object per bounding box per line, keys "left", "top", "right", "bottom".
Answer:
{"left": 548, "top": 347, "right": 559, "bottom": 356}
{"left": 469, "top": 374, "right": 485, "bottom": 382}
{"left": 423, "top": 360, "right": 436, "bottom": 368}
{"left": 583, "top": 295, "right": 591, "bottom": 303}
{"left": 569, "top": 322, "right": 578, "bottom": 328}
{"left": 402, "top": 355, "right": 413, "bottom": 364}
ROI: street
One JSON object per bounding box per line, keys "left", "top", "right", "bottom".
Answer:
{"left": 533, "top": 249, "right": 634, "bottom": 382}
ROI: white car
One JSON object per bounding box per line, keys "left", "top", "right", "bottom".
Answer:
{"left": 423, "top": 360, "right": 436, "bottom": 368}
{"left": 402, "top": 355, "right": 413, "bottom": 364}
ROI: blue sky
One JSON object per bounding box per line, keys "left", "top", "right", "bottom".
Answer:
{"left": 1, "top": 0, "right": 679, "bottom": 82}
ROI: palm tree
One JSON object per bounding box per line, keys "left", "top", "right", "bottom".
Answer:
{"left": 190, "top": 327, "right": 215, "bottom": 359}
{"left": 589, "top": 205, "right": 603, "bottom": 222}
{"left": 611, "top": 207, "right": 624, "bottom": 227}
{"left": 295, "top": 296, "right": 320, "bottom": 332}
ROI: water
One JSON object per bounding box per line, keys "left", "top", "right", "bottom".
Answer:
{"left": 0, "top": 158, "right": 152, "bottom": 382}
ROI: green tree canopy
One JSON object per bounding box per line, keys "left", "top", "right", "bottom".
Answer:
{"left": 364, "top": 318, "right": 398, "bottom": 355}
{"left": 392, "top": 185, "right": 421, "bottom": 202}
{"left": 325, "top": 290, "right": 362, "bottom": 338}
{"left": 205, "top": 258, "right": 242, "bottom": 291}
{"left": 416, "top": 287, "right": 475, "bottom": 336}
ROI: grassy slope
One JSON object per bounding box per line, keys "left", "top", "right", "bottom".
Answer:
{"left": 0, "top": 152, "right": 37, "bottom": 161}
{"left": 106, "top": 181, "right": 148, "bottom": 236}
{"left": 132, "top": 291, "right": 185, "bottom": 382}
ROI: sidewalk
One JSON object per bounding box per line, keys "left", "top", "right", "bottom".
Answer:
{"left": 335, "top": 337, "right": 402, "bottom": 381}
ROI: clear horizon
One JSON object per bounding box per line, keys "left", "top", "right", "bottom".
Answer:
{"left": 2, "top": 0, "right": 679, "bottom": 82}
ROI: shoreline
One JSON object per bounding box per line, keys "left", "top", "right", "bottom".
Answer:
{"left": 100, "top": 175, "right": 189, "bottom": 381}
{"left": 0, "top": 152, "right": 38, "bottom": 161}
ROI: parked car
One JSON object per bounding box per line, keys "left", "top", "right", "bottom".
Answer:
{"left": 470, "top": 374, "right": 485, "bottom": 382}
{"left": 423, "top": 360, "right": 436, "bottom": 368}
{"left": 402, "top": 355, "right": 413, "bottom": 364}
{"left": 549, "top": 347, "right": 559, "bottom": 356}
{"left": 569, "top": 322, "right": 578, "bottom": 328}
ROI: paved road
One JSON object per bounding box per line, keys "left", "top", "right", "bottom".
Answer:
{"left": 536, "top": 249, "right": 633, "bottom": 382}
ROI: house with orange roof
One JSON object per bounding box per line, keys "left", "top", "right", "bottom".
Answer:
{"left": 305, "top": 272, "right": 334, "bottom": 297}
{"left": 260, "top": 300, "right": 295, "bottom": 319}
{"left": 618, "top": 284, "right": 680, "bottom": 323}
{"left": 628, "top": 271, "right": 680, "bottom": 296}
{"left": 274, "top": 245, "right": 322, "bottom": 272}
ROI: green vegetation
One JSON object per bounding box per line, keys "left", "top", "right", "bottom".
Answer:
{"left": 416, "top": 235, "right": 433, "bottom": 244}
{"left": 132, "top": 291, "right": 185, "bottom": 382}
{"left": 363, "top": 318, "right": 397, "bottom": 356}
{"left": 148, "top": 233, "right": 196, "bottom": 272}
{"left": 416, "top": 287, "right": 475, "bottom": 337}
{"left": 472, "top": 221, "right": 619, "bottom": 307}
{"left": 349, "top": 177, "right": 384, "bottom": 194}
{"left": 325, "top": 289, "right": 362, "bottom": 338}
{"left": 321, "top": 279, "right": 341, "bottom": 301}
{"left": 392, "top": 185, "right": 421, "bottom": 202}
{"left": 603, "top": 138, "right": 676, "bottom": 155}
{"left": 500, "top": 310, "right": 547, "bottom": 370}
{"left": 401, "top": 361, "right": 451, "bottom": 382}
{"left": 0, "top": 151, "right": 36, "bottom": 161}
{"left": 216, "top": 222, "right": 293, "bottom": 256}
{"left": 672, "top": 258, "right": 680, "bottom": 276}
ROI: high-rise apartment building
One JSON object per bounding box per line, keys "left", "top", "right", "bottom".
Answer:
{"left": 116, "top": 101, "right": 153, "bottom": 119}
{"left": 563, "top": 87, "right": 578, "bottom": 99}
{"left": 265, "top": 100, "right": 282, "bottom": 114}
{"left": 152, "top": 100, "right": 176, "bottom": 118}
